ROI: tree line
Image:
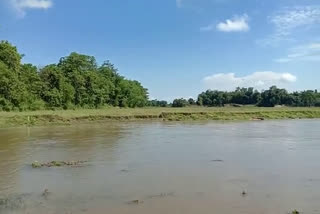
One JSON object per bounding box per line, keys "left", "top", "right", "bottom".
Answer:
{"left": 0, "top": 41, "right": 149, "bottom": 111}
{"left": 167, "top": 87, "right": 320, "bottom": 108}
{"left": 1, "top": 41, "right": 319, "bottom": 111}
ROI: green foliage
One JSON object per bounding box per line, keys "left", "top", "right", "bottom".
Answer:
{"left": 172, "top": 98, "right": 189, "bottom": 107}
{"left": 1, "top": 40, "right": 319, "bottom": 112}
{"left": 0, "top": 41, "right": 22, "bottom": 73}
{"left": 117, "top": 80, "right": 148, "bottom": 108}
{"left": 0, "top": 41, "right": 149, "bottom": 111}
{"left": 197, "top": 86, "right": 320, "bottom": 108}
{"left": 197, "top": 90, "right": 230, "bottom": 107}
{"left": 258, "top": 86, "right": 289, "bottom": 107}
{"left": 231, "top": 87, "right": 261, "bottom": 105}
{"left": 148, "top": 100, "right": 168, "bottom": 107}
{"left": 188, "top": 98, "right": 196, "bottom": 105}
{"left": 58, "top": 52, "right": 97, "bottom": 76}
{"left": 39, "top": 64, "right": 75, "bottom": 108}
{"left": 20, "top": 64, "right": 43, "bottom": 97}
{"left": 0, "top": 61, "right": 29, "bottom": 111}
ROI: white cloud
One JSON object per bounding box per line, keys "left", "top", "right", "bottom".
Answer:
{"left": 216, "top": 14, "right": 250, "bottom": 32}
{"left": 10, "top": 0, "right": 53, "bottom": 17}
{"left": 275, "top": 43, "right": 320, "bottom": 63}
{"left": 258, "top": 6, "right": 320, "bottom": 46}
{"left": 203, "top": 72, "right": 297, "bottom": 91}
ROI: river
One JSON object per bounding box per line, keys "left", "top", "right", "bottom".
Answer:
{"left": 1, "top": 120, "right": 320, "bottom": 214}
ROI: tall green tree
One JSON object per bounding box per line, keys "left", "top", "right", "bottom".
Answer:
{"left": 0, "top": 41, "right": 22, "bottom": 73}
{"left": 0, "top": 61, "right": 28, "bottom": 111}
{"left": 40, "top": 65, "right": 75, "bottom": 108}
{"left": 58, "top": 53, "right": 97, "bottom": 106}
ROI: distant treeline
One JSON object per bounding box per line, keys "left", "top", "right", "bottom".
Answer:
{"left": 161, "top": 87, "right": 320, "bottom": 108}
{"left": 1, "top": 41, "right": 319, "bottom": 111}
{"left": 0, "top": 41, "right": 148, "bottom": 111}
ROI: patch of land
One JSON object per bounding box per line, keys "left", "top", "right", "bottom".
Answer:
{"left": 1, "top": 107, "right": 320, "bottom": 128}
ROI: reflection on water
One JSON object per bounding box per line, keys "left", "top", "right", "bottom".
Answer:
{"left": 1, "top": 120, "right": 320, "bottom": 214}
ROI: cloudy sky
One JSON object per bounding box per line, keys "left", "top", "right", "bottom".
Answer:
{"left": 0, "top": 0, "right": 319, "bottom": 100}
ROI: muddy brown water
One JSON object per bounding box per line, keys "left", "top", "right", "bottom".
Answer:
{"left": 1, "top": 120, "right": 320, "bottom": 214}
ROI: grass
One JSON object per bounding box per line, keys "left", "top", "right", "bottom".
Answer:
{"left": 1, "top": 106, "right": 320, "bottom": 128}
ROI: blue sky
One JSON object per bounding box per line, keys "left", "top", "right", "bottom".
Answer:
{"left": 1, "top": 0, "right": 320, "bottom": 100}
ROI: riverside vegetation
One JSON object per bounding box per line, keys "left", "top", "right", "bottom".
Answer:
{"left": 1, "top": 107, "right": 320, "bottom": 128}
{"left": 1, "top": 40, "right": 320, "bottom": 127}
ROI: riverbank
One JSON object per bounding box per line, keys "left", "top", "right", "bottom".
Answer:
{"left": 1, "top": 107, "right": 320, "bottom": 128}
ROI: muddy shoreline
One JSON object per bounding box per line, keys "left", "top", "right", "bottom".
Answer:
{"left": 1, "top": 109, "right": 320, "bottom": 128}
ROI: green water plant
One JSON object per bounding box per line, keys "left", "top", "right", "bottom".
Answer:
{"left": 31, "top": 161, "right": 42, "bottom": 168}
{"left": 127, "top": 199, "right": 144, "bottom": 205}
{"left": 32, "top": 160, "right": 87, "bottom": 168}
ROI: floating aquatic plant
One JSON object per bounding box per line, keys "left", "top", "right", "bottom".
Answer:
{"left": 32, "top": 160, "right": 87, "bottom": 168}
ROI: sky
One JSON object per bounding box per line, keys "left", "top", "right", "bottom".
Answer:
{"left": 1, "top": 0, "right": 320, "bottom": 101}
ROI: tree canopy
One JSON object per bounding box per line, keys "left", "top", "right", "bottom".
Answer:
{"left": 172, "top": 98, "right": 189, "bottom": 107}
{"left": 0, "top": 41, "right": 148, "bottom": 111}
{"left": 197, "top": 86, "right": 320, "bottom": 107}
{"left": 1, "top": 41, "right": 319, "bottom": 111}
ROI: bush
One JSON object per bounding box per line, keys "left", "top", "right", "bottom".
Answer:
{"left": 172, "top": 98, "right": 188, "bottom": 108}
{"left": 28, "top": 99, "right": 46, "bottom": 111}
{"left": 0, "top": 97, "right": 13, "bottom": 111}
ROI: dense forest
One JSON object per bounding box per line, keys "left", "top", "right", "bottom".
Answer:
{"left": 1, "top": 40, "right": 319, "bottom": 111}
{"left": 168, "top": 87, "right": 320, "bottom": 108}
{"left": 0, "top": 41, "right": 149, "bottom": 111}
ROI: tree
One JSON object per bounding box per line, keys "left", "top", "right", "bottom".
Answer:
{"left": 172, "top": 98, "right": 188, "bottom": 107}
{"left": 0, "top": 41, "right": 22, "bottom": 73}
{"left": 230, "top": 87, "right": 260, "bottom": 105}
{"left": 3, "top": 40, "right": 320, "bottom": 112}
{"left": 188, "top": 98, "right": 196, "bottom": 105}
{"left": 83, "top": 71, "right": 112, "bottom": 107}
{"left": 0, "top": 41, "right": 45, "bottom": 110}
{"left": 258, "top": 86, "right": 289, "bottom": 107}
{"left": 195, "top": 86, "right": 320, "bottom": 108}
{"left": 0, "top": 41, "right": 149, "bottom": 111}
{"left": 300, "top": 90, "right": 317, "bottom": 107}
{"left": 58, "top": 52, "right": 97, "bottom": 76}
{"left": 117, "top": 80, "right": 148, "bottom": 108}
{"left": 197, "top": 90, "right": 229, "bottom": 107}
{"left": 148, "top": 100, "right": 168, "bottom": 107}
{"left": 40, "top": 65, "right": 75, "bottom": 108}
{"left": 20, "top": 64, "right": 43, "bottom": 97}
{"left": 58, "top": 53, "right": 97, "bottom": 107}
{"left": 0, "top": 61, "right": 28, "bottom": 110}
